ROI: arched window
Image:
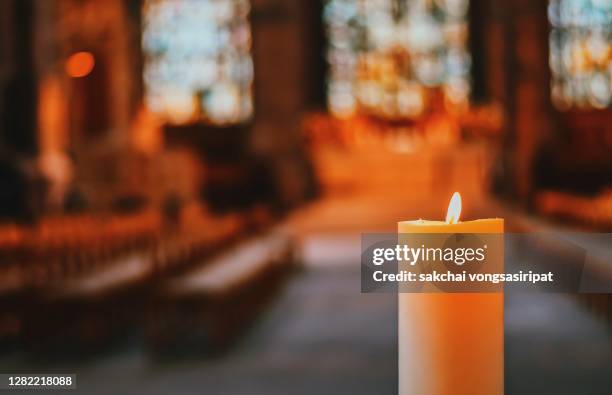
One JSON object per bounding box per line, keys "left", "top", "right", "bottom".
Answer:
{"left": 549, "top": 0, "right": 611, "bottom": 110}
{"left": 142, "top": 0, "right": 253, "bottom": 125}
{"left": 324, "top": 0, "right": 470, "bottom": 119}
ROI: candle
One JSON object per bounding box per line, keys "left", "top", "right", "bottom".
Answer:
{"left": 398, "top": 192, "right": 503, "bottom": 395}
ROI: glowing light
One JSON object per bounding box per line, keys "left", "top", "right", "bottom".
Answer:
{"left": 142, "top": 0, "right": 253, "bottom": 125}
{"left": 65, "top": 52, "right": 95, "bottom": 78}
{"left": 549, "top": 0, "right": 611, "bottom": 109}
{"left": 324, "top": 0, "right": 471, "bottom": 119}
{"left": 445, "top": 192, "right": 462, "bottom": 224}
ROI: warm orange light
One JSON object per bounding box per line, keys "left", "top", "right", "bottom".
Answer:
{"left": 65, "top": 51, "right": 95, "bottom": 78}
{"left": 445, "top": 192, "right": 462, "bottom": 224}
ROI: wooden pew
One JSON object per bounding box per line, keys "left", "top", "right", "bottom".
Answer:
{"left": 0, "top": 211, "right": 159, "bottom": 353}
{"left": 147, "top": 231, "right": 296, "bottom": 355}
{"left": 19, "top": 251, "right": 154, "bottom": 354}
{"left": 0, "top": 204, "right": 276, "bottom": 354}
{"left": 0, "top": 211, "right": 162, "bottom": 292}
{"left": 151, "top": 212, "right": 246, "bottom": 277}
{"left": 0, "top": 225, "right": 29, "bottom": 349}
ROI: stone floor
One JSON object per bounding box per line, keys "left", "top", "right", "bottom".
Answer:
{"left": 505, "top": 293, "right": 611, "bottom": 395}
{"left": 2, "top": 235, "right": 610, "bottom": 395}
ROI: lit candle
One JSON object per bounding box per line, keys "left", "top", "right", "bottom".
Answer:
{"left": 398, "top": 192, "right": 503, "bottom": 395}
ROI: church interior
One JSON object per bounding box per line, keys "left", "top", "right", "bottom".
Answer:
{"left": 0, "top": 0, "right": 610, "bottom": 393}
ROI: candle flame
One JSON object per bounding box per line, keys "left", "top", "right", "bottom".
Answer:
{"left": 445, "top": 192, "right": 462, "bottom": 224}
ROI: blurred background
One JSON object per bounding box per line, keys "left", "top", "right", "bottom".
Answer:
{"left": 0, "top": 0, "right": 610, "bottom": 393}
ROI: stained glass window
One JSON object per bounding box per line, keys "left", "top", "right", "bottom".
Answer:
{"left": 549, "top": 0, "right": 611, "bottom": 110}
{"left": 324, "top": 0, "right": 471, "bottom": 119}
{"left": 142, "top": 0, "right": 253, "bottom": 125}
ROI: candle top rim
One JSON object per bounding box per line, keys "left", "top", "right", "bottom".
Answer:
{"left": 399, "top": 218, "right": 503, "bottom": 225}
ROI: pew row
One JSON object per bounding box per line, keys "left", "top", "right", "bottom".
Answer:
{"left": 0, "top": 205, "right": 282, "bottom": 354}
{"left": 147, "top": 231, "right": 296, "bottom": 355}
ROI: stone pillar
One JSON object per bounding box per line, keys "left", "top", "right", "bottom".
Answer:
{"left": 249, "top": 0, "right": 321, "bottom": 206}
{"left": 1, "top": 0, "right": 39, "bottom": 156}
{"left": 511, "top": 0, "right": 554, "bottom": 205}
{"left": 487, "top": 0, "right": 554, "bottom": 205}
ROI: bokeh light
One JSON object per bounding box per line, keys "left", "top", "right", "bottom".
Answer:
{"left": 324, "top": 0, "right": 471, "bottom": 119}
{"left": 65, "top": 51, "right": 95, "bottom": 78}
{"left": 142, "top": 0, "right": 253, "bottom": 125}
{"left": 549, "top": 0, "right": 611, "bottom": 110}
